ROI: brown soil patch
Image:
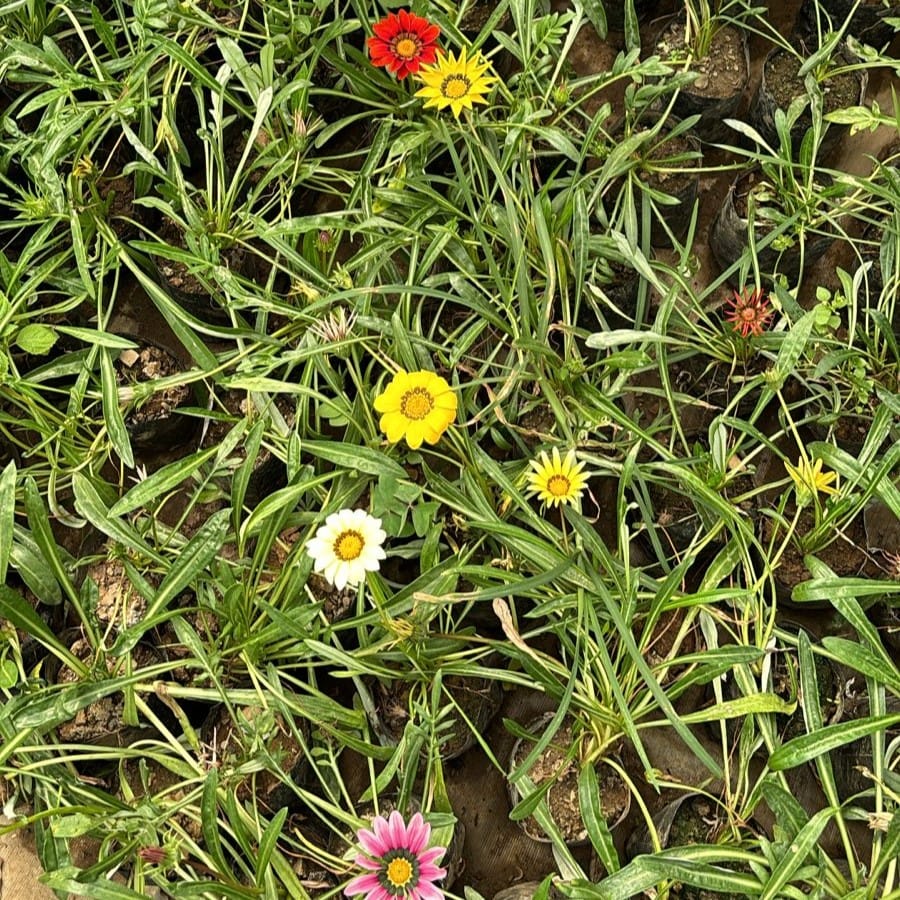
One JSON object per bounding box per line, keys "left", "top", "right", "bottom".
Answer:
{"left": 509, "top": 716, "right": 628, "bottom": 845}
{"left": 656, "top": 21, "right": 748, "bottom": 98}
{"left": 116, "top": 344, "right": 190, "bottom": 428}
{"left": 765, "top": 48, "right": 862, "bottom": 115}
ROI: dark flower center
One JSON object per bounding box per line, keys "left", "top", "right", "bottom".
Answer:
{"left": 379, "top": 848, "right": 420, "bottom": 895}
{"left": 392, "top": 33, "right": 421, "bottom": 59}
{"left": 441, "top": 74, "right": 471, "bottom": 99}
{"left": 547, "top": 474, "right": 571, "bottom": 496}
{"left": 400, "top": 387, "right": 434, "bottom": 420}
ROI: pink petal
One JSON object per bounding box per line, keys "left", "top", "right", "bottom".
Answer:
{"left": 387, "top": 810, "right": 407, "bottom": 850}
{"left": 352, "top": 855, "right": 381, "bottom": 871}
{"left": 369, "top": 888, "right": 392, "bottom": 900}
{"left": 417, "top": 847, "right": 445, "bottom": 865}
{"left": 405, "top": 813, "right": 429, "bottom": 854}
{"left": 358, "top": 826, "right": 388, "bottom": 857}
{"left": 344, "top": 872, "right": 381, "bottom": 897}
{"left": 419, "top": 863, "right": 447, "bottom": 881}
{"left": 415, "top": 881, "right": 445, "bottom": 900}
{"left": 372, "top": 813, "right": 393, "bottom": 849}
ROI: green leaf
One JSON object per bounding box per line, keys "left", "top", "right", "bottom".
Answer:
{"left": 101, "top": 347, "right": 134, "bottom": 469}
{"left": 109, "top": 446, "right": 220, "bottom": 516}
{"left": 112, "top": 509, "right": 230, "bottom": 655}
{"left": 769, "top": 714, "right": 900, "bottom": 771}
{"left": 255, "top": 808, "right": 288, "bottom": 888}
{"left": 15, "top": 323, "right": 58, "bottom": 355}
{"left": 821, "top": 637, "right": 900, "bottom": 693}
{"left": 578, "top": 761, "right": 619, "bottom": 873}
{"left": 0, "top": 460, "right": 16, "bottom": 584}
{"left": 759, "top": 807, "right": 832, "bottom": 900}
{"left": 300, "top": 439, "right": 407, "bottom": 479}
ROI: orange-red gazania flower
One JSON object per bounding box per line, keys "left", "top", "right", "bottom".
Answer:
{"left": 724, "top": 288, "right": 774, "bottom": 338}
{"left": 367, "top": 9, "right": 440, "bottom": 78}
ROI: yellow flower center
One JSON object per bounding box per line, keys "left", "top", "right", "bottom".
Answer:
{"left": 547, "top": 474, "right": 571, "bottom": 497}
{"left": 400, "top": 387, "right": 434, "bottom": 421}
{"left": 393, "top": 36, "right": 419, "bottom": 59}
{"left": 333, "top": 530, "right": 364, "bottom": 561}
{"left": 386, "top": 857, "right": 413, "bottom": 888}
{"left": 441, "top": 74, "right": 471, "bottom": 99}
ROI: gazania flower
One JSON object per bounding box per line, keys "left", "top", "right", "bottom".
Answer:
{"left": 368, "top": 10, "right": 440, "bottom": 79}
{"left": 306, "top": 508, "right": 387, "bottom": 590}
{"left": 785, "top": 456, "right": 839, "bottom": 508}
{"left": 374, "top": 369, "right": 457, "bottom": 450}
{"left": 725, "top": 288, "right": 774, "bottom": 337}
{"left": 414, "top": 47, "right": 496, "bottom": 118}
{"left": 525, "top": 448, "right": 588, "bottom": 508}
{"left": 344, "top": 810, "right": 446, "bottom": 900}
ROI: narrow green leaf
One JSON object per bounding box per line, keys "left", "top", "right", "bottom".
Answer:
{"left": 0, "top": 460, "right": 17, "bottom": 584}
{"left": 769, "top": 714, "right": 900, "bottom": 771}
{"left": 101, "top": 347, "right": 134, "bottom": 468}
{"left": 821, "top": 637, "right": 900, "bottom": 693}
{"left": 112, "top": 509, "right": 229, "bottom": 655}
{"left": 201, "top": 769, "right": 232, "bottom": 876}
{"left": 759, "top": 807, "right": 832, "bottom": 900}
{"left": 109, "top": 446, "right": 219, "bottom": 516}
{"left": 72, "top": 473, "right": 160, "bottom": 563}
{"left": 300, "top": 439, "right": 407, "bottom": 479}
{"left": 256, "top": 808, "right": 288, "bottom": 887}
{"left": 578, "top": 762, "right": 619, "bottom": 874}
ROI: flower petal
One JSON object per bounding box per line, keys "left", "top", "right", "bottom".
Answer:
{"left": 344, "top": 872, "right": 381, "bottom": 897}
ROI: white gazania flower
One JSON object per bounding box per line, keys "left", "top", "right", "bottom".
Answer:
{"left": 306, "top": 508, "right": 387, "bottom": 590}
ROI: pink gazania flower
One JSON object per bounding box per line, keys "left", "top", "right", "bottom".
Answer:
{"left": 344, "top": 810, "right": 447, "bottom": 900}
{"left": 367, "top": 10, "right": 441, "bottom": 79}
{"left": 724, "top": 287, "right": 774, "bottom": 338}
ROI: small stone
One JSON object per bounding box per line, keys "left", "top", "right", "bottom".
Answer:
{"left": 694, "top": 74, "right": 709, "bottom": 91}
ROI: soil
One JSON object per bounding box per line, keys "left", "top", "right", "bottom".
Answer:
{"left": 56, "top": 640, "right": 158, "bottom": 743}
{"left": 115, "top": 344, "right": 191, "bottom": 428}
{"left": 509, "top": 716, "right": 629, "bottom": 845}
{"left": 764, "top": 48, "right": 862, "bottom": 118}
{"left": 655, "top": 21, "right": 748, "bottom": 98}
{"left": 374, "top": 673, "right": 503, "bottom": 760}
{"left": 97, "top": 173, "right": 136, "bottom": 239}
{"left": 202, "top": 704, "right": 308, "bottom": 808}
{"left": 638, "top": 130, "right": 700, "bottom": 196}
{"left": 155, "top": 220, "right": 210, "bottom": 297}
{"left": 760, "top": 507, "right": 872, "bottom": 596}
{"left": 87, "top": 557, "right": 149, "bottom": 633}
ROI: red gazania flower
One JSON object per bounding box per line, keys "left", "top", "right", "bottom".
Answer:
{"left": 367, "top": 9, "right": 440, "bottom": 78}
{"left": 725, "top": 288, "right": 774, "bottom": 338}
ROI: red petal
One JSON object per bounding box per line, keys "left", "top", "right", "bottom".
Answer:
{"left": 420, "top": 24, "right": 440, "bottom": 42}
{"left": 397, "top": 8, "right": 411, "bottom": 30}
{"left": 417, "top": 46, "right": 437, "bottom": 65}
{"left": 372, "top": 16, "right": 399, "bottom": 39}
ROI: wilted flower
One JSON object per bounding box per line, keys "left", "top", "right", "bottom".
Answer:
{"left": 306, "top": 508, "right": 387, "bottom": 590}
{"left": 373, "top": 369, "right": 457, "bottom": 450}
{"left": 415, "top": 48, "right": 497, "bottom": 119}
{"left": 368, "top": 10, "right": 440, "bottom": 78}
{"left": 725, "top": 288, "right": 774, "bottom": 337}
{"left": 525, "top": 448, "right": 588, "bottom": 508}
{"left": 344, "top": 811, "right": 446, "bottom": 900}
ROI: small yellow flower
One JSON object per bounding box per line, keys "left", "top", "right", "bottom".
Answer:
{"left": 785, "top": 456, "right": 839, "bottom": 508}
{"left": 525, "top": 448, "right": 588, "bottom": 508}
{"left": 414, "top": 47, "right": 497, "bottom": 118}
{"left": 374, "top": 369, "right": 457, "bottom": 450}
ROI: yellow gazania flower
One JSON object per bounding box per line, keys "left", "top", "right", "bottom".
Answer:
{"left": 414, "top": 47, "right": 497, "bottom": 118}
{"left": 374, "top": 369, "right": 457, "bottom": 450}
{"left": 525, "top": 448, "right": 588, "bottom": 508}
{"left": 785, "top": 456, "right": 839, "bottom": 508}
